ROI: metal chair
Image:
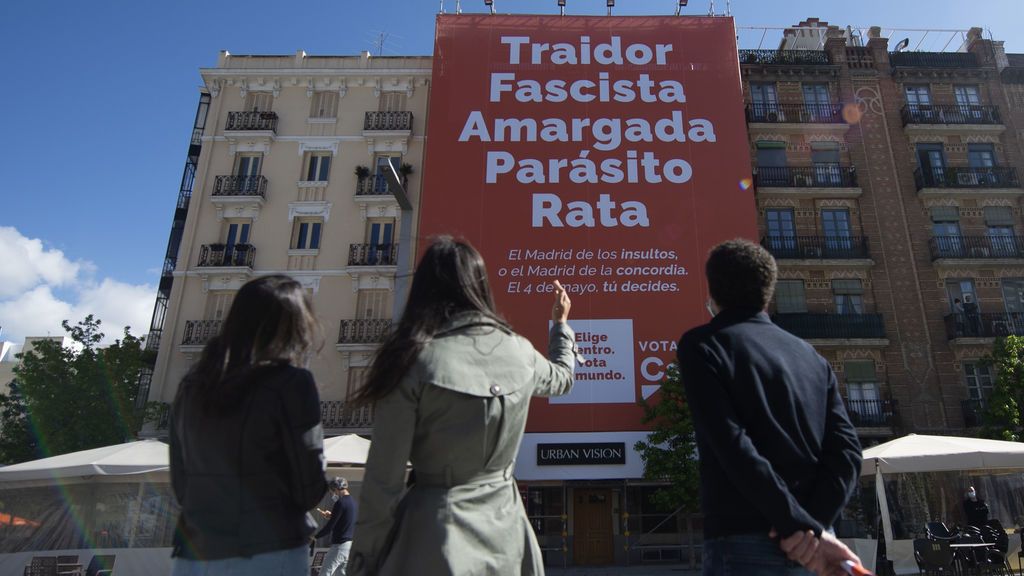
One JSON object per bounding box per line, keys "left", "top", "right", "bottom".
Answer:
{"left": 81, "top": 555, "right": 115, "bottom": 576}
{"left": 914, "top": 538, "right": 956, "bottom": 575}
{"left": 927, "top": 522, "right": 961, "bottom": 541}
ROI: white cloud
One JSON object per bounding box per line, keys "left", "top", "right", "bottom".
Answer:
{"left": 0, "top": 227, "right": 154, "bottom": 344}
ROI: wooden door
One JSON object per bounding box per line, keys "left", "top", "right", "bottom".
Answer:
{"left": 573, "top": 489, "right": 614, "bottom": 565}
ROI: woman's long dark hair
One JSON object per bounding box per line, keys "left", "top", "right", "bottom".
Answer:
{"left": 180, "top": 275, "right": 321, "bottom": 411}
{"left": 352, "top": 236, "right": 508, "bottom": 405}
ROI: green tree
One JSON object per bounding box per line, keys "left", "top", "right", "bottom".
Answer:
{"left": 634, "top": 363, "right": 700, "bottom": 513}
{"left": 8, "top": 315, "right": 149, "bottom": 462}
{"left": 981, "top": 335, "right": 1024, "bottom": 441}
{"left": 0, "top": 380, "right": 40, "bottom": 464}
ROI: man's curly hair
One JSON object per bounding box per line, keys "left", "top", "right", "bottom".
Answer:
{"left": 705, "top": 239, "right": 778, "bottom": 311}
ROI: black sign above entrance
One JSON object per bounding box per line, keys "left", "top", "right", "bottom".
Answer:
{"left": 537, "top": 442, "right": 626, "bottom": 466}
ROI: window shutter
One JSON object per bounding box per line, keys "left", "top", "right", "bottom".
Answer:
{"left": 844, "top": 360, "right": 876, "bottom": 382}
{"left": 984, "top": 206, "right": 1014, "bottom": 226}
{"left": 831, "top": 279, "right": 864, "bottom": 294}
{"left": 929, "top": 206, "right": 960, "bottom": 222}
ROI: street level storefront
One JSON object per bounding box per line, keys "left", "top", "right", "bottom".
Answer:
{"left": 515, "top": 433, "right": 703, "bottom": 568}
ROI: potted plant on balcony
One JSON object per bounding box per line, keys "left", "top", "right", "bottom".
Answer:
{"left": 399, "top": 163, "right": 414, "bottom": 186}
{"left": 354, "top": 165, "right": 370, "bottom": 181}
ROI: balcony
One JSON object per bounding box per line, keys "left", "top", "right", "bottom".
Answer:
{"left": 944, "top": 312, "right": 1024, "bottom": 340}
{"left": 321, "top": 401, "right": 374, "bottom": 431}
{"left": 225, "top": 111, "right": 278, "bottom": 133}
{"left": 355, "top": 174, "right": 391, "bottom": 196}
{"left": 338, "top": 319, "right": 392, "bottom": 344}
{"left": 929, "top": 235, "right": 1024, "bottom": 261}
{"left": 900, "top": 104, "right": 1001, "bottom": 126}
{"left": 762, "top": 235, "right": 870, "bottom": 260}
{"left": 198, "top": 243, "right": 255, "bottom": 268}
{"left": 182, "top": 319, "right": 222, "bottom": 347}
{"left": 889, "top": 51, "right": 978, "bottom": 69}
{"left": 364, "top": 111, "right": 413, "bottom": 132}
{"left": 212, "top": 175, "right": 268, "bottom": 198}
{"left": 754, "top": 166, "right": 858, "bottom": 189}
{"left": 914, "top": 167, "right": 1021, "bottom": 191}
{"left": 745, "top": 103, "right": 844, "bottom": 124}
{"left": 772, "top": 313, "right": 886, "bottom": 340}
{"left": 961, "top": 399, "right": 986, "bottom": 428}
{"left": 844, "top": 398, "right": 898, "bottom": 429}
{"left": 348, "top": 243, "right": 398, "bottom": 267}
{"left": 738, "top": 49, "right": 831, "bottom": 66}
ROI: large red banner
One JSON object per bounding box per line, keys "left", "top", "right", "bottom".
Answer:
{"left": 419, "top": 15, "right": 756, "bottom": 433}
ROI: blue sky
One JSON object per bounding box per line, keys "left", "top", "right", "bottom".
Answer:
{"left": 0, "top": 0, "right": 1021, "bottom": 341}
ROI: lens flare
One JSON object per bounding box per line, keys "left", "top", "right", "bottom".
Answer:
{"left": 842, "top": 103, "right": 863, "bottom": 125}
{"left": 739, "top": 178, "right": 753, "bottom": 191}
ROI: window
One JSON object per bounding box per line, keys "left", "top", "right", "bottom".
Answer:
{"left": 905, "top": 85, "right": 931, "bottom": 107}
{"left": 756, "top": 141, "right": 787, "bottom": 185}
{"left": 774, "top": 280, "right": 807, "bottom": 314}
{"left": 526, "top": 487, "right": 565, "bottom": 535}
{"left": 984, "top": 207, "right": 1016, "bottom": 257}
{"left": 915, "top": 143, "right": 945, "bottom": 187}
{"left": 968, "top": 144, "right": 996, "bottom": 168}
{"left": 304, "top": 153, "right": 332, "bottom": 182}
{"left": 1002, "top": 280, "right": 1024, "bottom": 327}
{"left": 931, "top": 207, "right": 962, "bottom": 258}
{"left": 802, "top": 83, "right": 830, "bottom": 120}
{"left": 954, "top": 85, "right": 981, "bottom": 108}
{"left": 963, "top": 361, "right": 994, "bottom": 401}
{"left": 291, "top": 218, "right": 322, "bottom": 250}
{"left": 832, "top": 279, "right": 864, "bottom": 315}
{"left": 750, "top": 83, "right": 779, "bottom": 120}
{"left": 310, "top": 91, "right": 338, "bottom": 119}
{"left": 379, "top": 92, "right": 407, "bottom": 112}
{"left": 946, "top": 279, "right": 979, "bottom": 313}
{"left": 244, "top": 92, "right": 274, "bottom": 112}
{"left": 223, "top": 219, "right": 252, "bottom": 248}
{"left": 356, "top": 289, "right": 391, "bottom": 320}
{"left": 811, "top": 142, "right": 841, "bottom": 185}
{"left": 845, "top": 360, "right": 882, "bottom": 425}
{"left": 822, "top": 209, "right": 852, "bottom": 255}
{"left": 373, "top": 155, "right": 401, "bottom": 192}
{"left": 235, "top": 154, "right": 262, "bottom": 177}
{"left": 765, "top": 209, "right": 796, "bottom": 254}
{"left": 205, "top": 291, "right": 234, "bottom": 322}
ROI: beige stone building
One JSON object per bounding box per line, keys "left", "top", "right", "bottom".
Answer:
{"left": 144, "top": 51, "right": 431, "bottom": 436}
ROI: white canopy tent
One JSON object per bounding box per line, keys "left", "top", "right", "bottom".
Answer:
{"left": 0, "top": 440, "right": 169, "bottom": 484}
{"left": 323, "top": 434, "right": 371, "bottom": 466}
{"left": 861, "top": 434, "right": 1024, "bottom": 574}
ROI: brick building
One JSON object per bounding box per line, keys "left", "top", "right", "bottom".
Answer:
{"left": 741, "top": 21, "right": 1024, "bottom": 444}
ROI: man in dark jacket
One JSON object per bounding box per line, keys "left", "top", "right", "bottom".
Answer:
{"left": 678, "top": 240, "right": 863, "bottom": 575}
{"left": 315, "top": 476, "right": 358, "bottom": 576}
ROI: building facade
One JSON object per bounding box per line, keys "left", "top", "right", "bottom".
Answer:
{"left": 143, "top": 19, "right": 1024, "bottom": 568}
{"left": 144, "top": 50, "right": 431, "bottom": 437}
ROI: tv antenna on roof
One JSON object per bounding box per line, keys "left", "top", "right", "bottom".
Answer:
{"left": 373, "top": 32, "right": 389, "bottom": 56}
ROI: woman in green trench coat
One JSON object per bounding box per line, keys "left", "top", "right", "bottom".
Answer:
{"left": 347, "top": 237, "right": 576, "bottom": 576}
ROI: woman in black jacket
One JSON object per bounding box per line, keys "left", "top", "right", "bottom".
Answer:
{"left": 170, "top": 275, "right": 328, "bottom": 575}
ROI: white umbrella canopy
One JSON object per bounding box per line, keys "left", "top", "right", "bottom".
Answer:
{"left": 0, "top": 440, "right": 169, "bottom": 483}
{"left": 861, "top": 433, "right": 1024, "bottom": 476}
{"left": 323, "top": 434, "right": 371, "bottom": 466}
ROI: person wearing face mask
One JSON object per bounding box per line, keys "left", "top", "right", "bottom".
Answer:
{"left": 963, "top": 486, "right": 990, "bottom": 527}
{"left": 315, "top": 477, "right": 358, "bottom": 576}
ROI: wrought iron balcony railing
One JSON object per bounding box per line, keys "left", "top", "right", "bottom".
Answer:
{"left": 225, "top": 111, "right": 278, "bottom": 132}
{"left": 349, "top": 243, "right": 398, "bottom": 266}
{"left": 364, "top": 111, "right": 413, "bottom": 131}
{"left": 930, "top": 235, "right": 1024, "bottom": 260}
{"left": 772, "top": 313, "right": 886, "bottom": 340}
{"left": 962, "top": 399, "right": 986, "bottom": 428}
{"left": 321, "top": 401, "right": 374, "bottom": 430}
{"left": 213, "top": 175, "right": 268, "bottom": 198}
{"left": 738, "top": 49, "right": 831, "bottom": 66}
{"left": 914, "top": 167, "right": 1020, "bottom": 190}
{"left": 355, "top": 174, "right": 391, "bottom": 196}
{"left": 944, "top": 312, "right": 1024, "bottom": 339}
{"left": 754, "top": 166, "right": 858, "bottom": 188}
{"left": 889, "top": 51, "right": 979, "bottom": 69}
{"left": 762, "top": 235, "right": 870, "bottom": 260}
{"left": 182, "top": 319, "right": 222, "bottom": 346}
{"left": 338, "top": 319, "right": 392, "bottom": 344}
{"left": 901, "top": 104, "right": 1001, "bottom": 126}
{"left": 745, "top": 103, "right": 843, "bottom": 124}
{"left": 198, "top": 243, "right": 255, "bottom": 268}
{"left": 844, "top": 398, "right": 898, "bottom": 428}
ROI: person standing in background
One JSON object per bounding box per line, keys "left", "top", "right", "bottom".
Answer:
{"left": 964, "top": 486, "right": 990, "bottom": 527}
{"left": 315, "top": 477, "right": 358, "bottom": 576}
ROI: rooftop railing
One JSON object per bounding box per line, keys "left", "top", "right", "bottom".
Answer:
{"left": 738, "top": 49, "right": 831, "bottom": 66}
